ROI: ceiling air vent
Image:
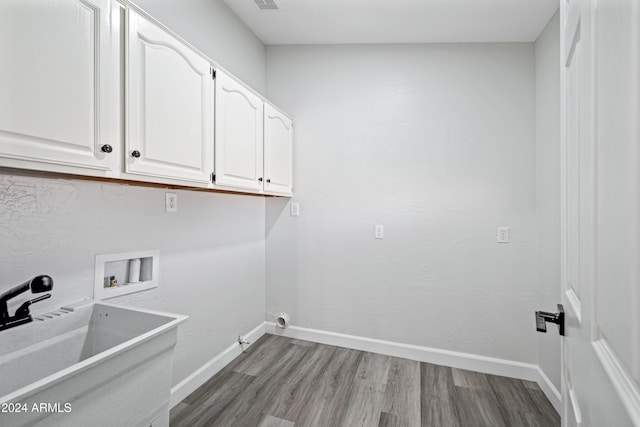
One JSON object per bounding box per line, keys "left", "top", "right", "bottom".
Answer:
{"left": 253, "top": 0, "right": 279, "bottom": 10}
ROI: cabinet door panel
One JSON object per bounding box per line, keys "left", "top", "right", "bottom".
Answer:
{"left": 127, "top": 9, "right": 213, "bottom": 185}
{"left": 264, "top": 104, "right": 293, "bottom": 196}
{"left": 0, "top": 0, "right": 119, "bottom": 172}
{"left": 214, "top": 71, "right": 263, "bottom": 191}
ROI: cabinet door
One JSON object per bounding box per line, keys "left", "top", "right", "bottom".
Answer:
{"left": 214, "top": 71, "right": 264, "bottom": 192}
{"left": 127, "top": 9, "right": 213, "bottom": 185}
{"left": 264, "top": 104, "right": 293, "bottom": 196}
{"left": 0, "top": 0, "right": 120, "bottom": 174}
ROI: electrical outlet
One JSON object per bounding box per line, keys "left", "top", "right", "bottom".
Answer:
{"left": 290, "top": 202, "right": 299, "bottom": 217}
{"left": 375, "top": 224, "right": 384, "bottom": 239}
{"left": 165, "top": 192, "right": 177, "bottom": 212}
{"left": 497, "top": 227, "right": 510, "bottom": 243}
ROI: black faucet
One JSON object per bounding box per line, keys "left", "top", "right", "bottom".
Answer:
{"left": 0, "top": 275, "right": 53, "bottom": 332}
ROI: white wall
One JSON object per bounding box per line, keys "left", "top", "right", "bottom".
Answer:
{"left": 0, "top": 174, "right": 265, "bottom": 386}
{"left": 535, "top": 12, "right": 561, "bottom": 391}
{"left": 1, "top": 0, "right": 561, "bottom": 400}
{"left": 132, "top": 0, "right": 266, "bottom": 94}
{"left": 265, "top": 44, "right": 539, "bottom": 364}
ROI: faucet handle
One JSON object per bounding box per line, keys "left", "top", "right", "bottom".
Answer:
{"left": 14, "top": 294, "right": 51, "bottom": 318}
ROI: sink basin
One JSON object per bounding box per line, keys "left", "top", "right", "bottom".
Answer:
{"left": 0, "top": 301, "right": 187, "bottom": 427}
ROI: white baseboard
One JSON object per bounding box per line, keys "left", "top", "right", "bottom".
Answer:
{"left": 535, "top": 366, "right": 561, "bottom": 413}
{"left": 170, "top": 322, "right": 266, "bottom": 408}
{"left": 265, "top": 322, "right": 561, "bottom": 412}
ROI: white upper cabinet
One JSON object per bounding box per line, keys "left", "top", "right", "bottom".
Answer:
{"left": 214, "top": 70, "right": 264, "bottom": 192}
{"left": 0, "top": 3, "right": 293, "bottom": 196}
{"left": 126, "top": 9, "right": 214, "bottom": 186}
{"left": 0, "top": 0, "right": 120, "bottom": 174}
{"left": 264, "top": 104, "right": 293, "bottom": 196}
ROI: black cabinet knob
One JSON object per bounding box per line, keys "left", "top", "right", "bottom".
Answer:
{"left": 100, "top": 144, "right": 113, "bottom": 153}
{"left": 258, "top": 177, "right": 263, "bottom": 182}
{"left": 266, "top": 179, "right": 271, "bottom": 183}
{"left": 131, "top": 150, "right": 141, "bottom": 158}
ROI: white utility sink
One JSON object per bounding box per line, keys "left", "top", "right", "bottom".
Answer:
{"left": 0, "top": 301, "right": 187, "bottom": 427}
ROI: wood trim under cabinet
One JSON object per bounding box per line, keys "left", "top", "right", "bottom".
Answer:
{"left": 0, "top": 167, "right": 286, "bottom": 198}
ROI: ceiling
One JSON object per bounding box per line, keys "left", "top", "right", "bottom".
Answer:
{"left": 221, "top": 0, "right": 559, "bottom": 45}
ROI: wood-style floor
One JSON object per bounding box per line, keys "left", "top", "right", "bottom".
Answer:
{"left": 170, "top": 335, "right": 559, "bottom": 427}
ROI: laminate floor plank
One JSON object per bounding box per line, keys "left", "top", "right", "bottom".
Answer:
{"left": 266, "top": 343, "right": 337, "bottom": 421}
{"left": 218, "top": 333, "right": 272, "bottom": 374}
{"left": 451, "top": 368, "right": 492, "bottom": 390}
{"left": 526, "top": 387, "right": 562, "bottom": 426}
{"left": 216, "top": 339, "right": 313, "bottom": 427}
{"left": 453, "top": 387, "right": 507, "bottom": 427}
{"left": 178, "top": 333, "right": 270, "bottom": 406}
{"left": 487, "top": 375, "right": 545, "bottom": 427}
{"left": 295, "top": 346, "right": 364, "bottom": 427}
{"left": 183, "top": 356, "right": 253, "bottom": 405}
{"left": 421, "top": 363, "right": 461, "bottom": 427}
{"left": 381, "top": 358, "right": 421, "bottom": 427}
{"left": 171, "top": 371, "right": 256, "bottom": 427}
{"left": 170, "top": 335, "right": 560, "bottom": 427}
{"left": 258, "top": 414, "right": 296, "bottom": 427}
{"left": 356, "top": 352, "right": 391, "bottom": 386}
{"left": 341, "top": 353, "right": 391, "bottom": 427}
{"left": 342, "top": 381, "right": 386, "bottom": 427}
{"left": 233, "top": 334, "right": 296, "bottom": 376}
{"left": 290, "top": 338, "right": 316, "bottom": 347}
{"left": 378, "top": 411, "right": 404, "bottom": 427}
{"left": 522, "top": 379, "right": 541, "bottom": 390}
{"left": 169, "top": 402, "right": 190, "bottom": 427}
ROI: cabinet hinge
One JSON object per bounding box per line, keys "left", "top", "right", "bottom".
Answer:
{"left": 210, "top": 68, "right": 216, "bottom": 80}
{"left": 211, "top": 173, "right": 216, "bottom": 183}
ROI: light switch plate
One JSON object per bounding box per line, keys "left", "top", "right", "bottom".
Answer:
{"left": 375, "top": 224, "right": 384, "bottom": 239}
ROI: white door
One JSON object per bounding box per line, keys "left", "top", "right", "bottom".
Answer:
{"left": 214, "top": 70, "right": 264, "bottom": 192}
{"left": 264, "top": 103, "right": 293, "bottom": 196}
{"left": 127, "top": 9, "right": 213, "bottom": 186}
{"left": 0, "top": 0, "right": 120, "bottom": 174}
{"left": 561, "top": 0, "right": 640, "bottom": 425}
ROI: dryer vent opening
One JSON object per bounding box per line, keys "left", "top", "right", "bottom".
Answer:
{"left": 276, "top": 312, "right": 290, "bottom": 329}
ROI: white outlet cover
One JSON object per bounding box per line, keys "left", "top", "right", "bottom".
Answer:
{"left": 497, "top": 226, "right": 510, "bottom": 243}
{"left": 375, "top": 224, "right": 384, "bottom": 239}
{"left": 290, "top": 202, "right": 300, "bottom": 217}
{"left": 166, "top": 193, "right": 177, "bottom": 212}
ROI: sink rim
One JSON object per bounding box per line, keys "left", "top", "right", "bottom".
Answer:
{"left": 0, "top": 301, "right": 188, "bottom": 403}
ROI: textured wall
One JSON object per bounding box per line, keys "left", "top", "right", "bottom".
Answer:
{"left": 535, "top": 12, "right": 561, "bottom": 391}
{"left": 132, "top": 0, "right": 266, "bottom": 94}
{"left": 265, "top": 43, "right": 539, "bottom": 363}
{"left": 0, "top": 173, "right": 266, "bottom": 386}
